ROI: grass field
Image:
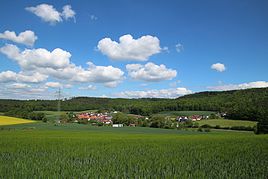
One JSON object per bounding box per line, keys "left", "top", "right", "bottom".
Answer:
{"left": 0, "top": 123, "right": 267, "bottom": 178}
{"left": 0, "top": 116, "right": 37, "bottom": 126}
{"left": 155, "top": 110, "right": 215, "bottom": 117}
{"left": 35, "top": 111, "right": 68, "bottom": 122}
{"left": 196, "top": 119, "right": 257, "bottom": 128}
{"left": 36, "top": 110, "right": 98, "bottom": 122}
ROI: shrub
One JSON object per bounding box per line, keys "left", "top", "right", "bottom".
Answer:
{"left": 215, "top": 125, "right": 221, "bottom": 129}
{"left": 230, "top": 126, "right": 253, "bottom": 131}
{"left": 185, "top": 120, "right": 193, "bottom": 127}
{"left": 197, "top": 127, "right": 203, "bottom": 132}
{"left": 200, "top": 124, "right": 212, "bottom": 128}
{"left": 204, "top": 128, "right": 211, "bottom": 132}
{"left": 254, "top": 121, "right": 268, "bottom": 134}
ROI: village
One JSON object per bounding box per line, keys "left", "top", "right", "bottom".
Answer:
{"left": 74, "top": 111, "right": 214, "bottom": 128}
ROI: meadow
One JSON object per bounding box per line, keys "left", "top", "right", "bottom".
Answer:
{"left": 196, "top": 119, "right": 257, "bottom": 128}
{"left": 0, "top": 123, "right": 267, "bottom": 178}
{"left": 154, "top": 110, "right": 215, "bottom": 117}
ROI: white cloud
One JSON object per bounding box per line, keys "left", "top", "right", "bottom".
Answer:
{"left": 45, "top": 82, "right": 61, "bottom": 88}
{"left": 79, "top": 85, "right": 96, "bottom": 90}
{"left": 97, "top": 34, "right": 161, "bottom": 61}
{"left": 26, "top": 4, "right": 76, "bottom": 24}
{"left": 0, "top": 84, "right": 52, "bottom": 100}
{"left": 208, "top": 81, "right": 268, "bottom": 91}
{"left": 90, "top": 15, "right": 98, "bottom": 20}
{"left": 26, "top": 4, "right": 62, "bottom": 24}
{"left": 162, "top": 46, "right": 169, "bottom": 53}
{"left": 8, "top": 83, "right": 31, "bottom": 89}
{"left": 175, "top": 43, "right": 183, "bottom": 53}
{"left": 61, "top": 5, "right": 76, "bottom": 21}
{"left": 211, "top": 63, "right": 226, "bottom": 72}
{"left": 0, "top": 44, "right": 125, "bottom": 87}
{"left": 115, "top": 87, "right": 192, "bottom": 98}
{"left": 0, "top": 30, "right": 37, "bottom": 46}
{"left": 126, "top": 62, "right": 177, "bottom": 82}
{"left": 0, "top": 70, "right": 47, "bottom": 83}
{"left": 0, "top": 44, "right": 71, "bottom": 70}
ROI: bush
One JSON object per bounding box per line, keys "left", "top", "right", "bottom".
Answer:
{"left": 197, "top": 127, "right": 203, "bottom": 132}
{"left": 230, "top": 126, "right": 253, "bottom": 131}
{"left": 204, "top": 128, "right": 211, "bottom": 132}
{"left": 200, "top": 124, "right": 212, "bottom": 128}
{"left": 192, "top": 122, "right": 199, "bottom": 128}
{"left": 215, "top": 125, "right": 221, "bottom": 129}
{"left": 254, "top": 121, "right": 268, "bottom": 134}
{"left": 185, "top": 120, "right": 193, "bottom": 128}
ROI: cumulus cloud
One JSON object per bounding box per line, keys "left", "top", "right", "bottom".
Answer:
{"left": 115, "top": 87, "right": 192, "bottom": 98}
{"left": 0, "top": 84, "right": 52, "bottom": 100}
{"left": 79, "top": 85, "right": 96, "bottom": 90}
{"left": 0, "top": 44, "right": 71, "bottom": 70}
{"left": 175, "top": 43, "right": 183, "bottom": 53}
{"left": 45, "top": 82, "right": 62, "bottom": 88}
{"left": 0, "top": 44, "right": 124, "bottom": 87}
{"left": 61, "top": 5, "right": 76, "bottom": 21}
{"left": 0, "top": 70, "right": 47, "bottom": 83}
{"left": 26, "top": 4, "right": 75, "bottom": 24}
{"left": 208, "top": 81, "right": 268, "bottom": 91}
{"left": 97, "top": 34, "right": 161, "bottom": 61}
{"left": 126, "top": 62, "right": 177, "bottom": 82}
{"left": 211, "top": 63, "right": 226, "bottom": 72}
{"left": 0, "top": 30, "right": 37, "bottom": 46}
{"left": 8, "top": 83, "right": 31, "bottom": 89}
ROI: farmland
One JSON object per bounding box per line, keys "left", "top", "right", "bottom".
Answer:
{"left": 0, "top": 124, "right": 268, "bottom": 178}
{"left": 0, "top": 116, "right": 37, "bottom": 126}
{"left": 196, "top": 119, "right": 257, "bottom": 128}
{"left": 155, "top": 110, "right": 216, "bottom": 117}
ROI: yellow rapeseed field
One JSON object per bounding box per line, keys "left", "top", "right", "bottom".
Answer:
{"left": 0, "top": 116, "right": 36, "bottom": 126}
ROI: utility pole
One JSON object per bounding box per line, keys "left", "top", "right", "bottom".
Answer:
{"left": 56, "top": 88, "right": 62, "bottom": 124}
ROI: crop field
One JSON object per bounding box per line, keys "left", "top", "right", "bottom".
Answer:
{"left": 0, "top": 116, "right": 37, "bottom": 126}
{"left": 0, "top": 125, "right": 267, "bottom": 178}
{"left": 196, "top": 119, "right": 257, "bottom": 128}
{"left": 155, "top": 110, "right": 215, "bottom": 117}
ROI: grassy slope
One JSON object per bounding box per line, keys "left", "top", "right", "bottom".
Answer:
{"left": 155, "top": 111, "right": 215, "bottom": 117}
{"left": 196, "top": 119, "right": 257, "bottom": 127}
{"left": 35, "top": 111, "right": 68, "bottom": 122}
{"left": 0, "top": 128, "right": 267, "bottom": 178}
{"left": 0, "top": 116, "right": 36, "bottom": 126}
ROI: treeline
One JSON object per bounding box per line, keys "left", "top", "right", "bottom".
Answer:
{"left": 5, "top": 108, "right": 47, "bottom": 122}
{"left": 1, "top": 87, "right": 268, "bottom": 122}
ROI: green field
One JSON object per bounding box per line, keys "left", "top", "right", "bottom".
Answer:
{"left": 196, "top": 119, "right": 257, "bottom": 128}
{"left": 155, "top": 110, "right": 215, "bottom": 117}
{"left": 0, "top": 123, "right": 267, "bottom": 178}
{"left": 35, "top": 111, "right": 68, "bottom": 121}
{"left": 35, "top": 110, "right": 98, "bottom": 122}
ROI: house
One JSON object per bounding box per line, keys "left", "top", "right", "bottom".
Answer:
{"left": 191, "top": 115, "right": 202, "bottom": 121}
{"left": 112, "top": 124, "right": 123, "bottom": 127}
{"left": 129, "top": 123, "right": 136, "bottom": 127}
{"left": 77, "top": 113, "right": 90, "bottom": 120}
{"left": 176, "top": 116, "right": 188, "bottom": 122}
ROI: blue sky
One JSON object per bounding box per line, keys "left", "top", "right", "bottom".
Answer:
{"left": 0, "top": 0, "right": 268, "bottom": 99}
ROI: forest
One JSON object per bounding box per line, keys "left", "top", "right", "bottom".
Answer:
{"left": 0, "top": 87, "right": 268, "bottom": 123}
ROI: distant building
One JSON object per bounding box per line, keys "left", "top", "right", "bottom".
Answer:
{"left": 112, "top": 124, "right": 123, "bottom": 127}
{"left": 176, "top": 116, "right": 188, "bottom": 122}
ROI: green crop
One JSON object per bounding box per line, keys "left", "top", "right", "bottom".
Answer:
{"left": 0, "top": 129, "right": 267, "bottom": 178}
